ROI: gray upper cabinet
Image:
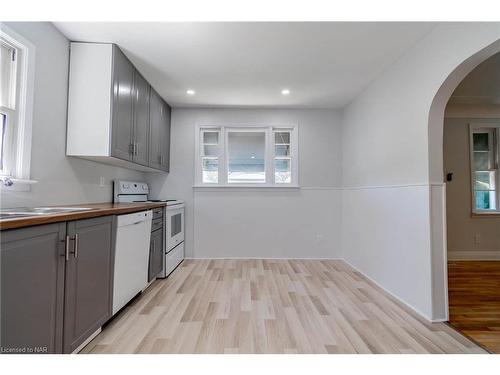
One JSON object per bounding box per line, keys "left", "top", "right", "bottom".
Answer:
{"left": 133, "top": 72, "right": 151, "bottom": 166}
{"left": 149, "top": 89, "right": 171, "bottom": 172}
{"left": 148, "top": 89, "right": 163, "bottom": 170}
{"left": 67, "top": 43, "right": 170, "bottom": 173}
{"left": 111, "top": 45, "right": 135, "bottom": 162}
{"left": 63, "top": 216, "right": 114, "bottom": 354}
{"left": 1, "top": 223, "right": 67, "bottom": 354}
{"left": 159, "top": 101, "right": 171, "bottom": 172}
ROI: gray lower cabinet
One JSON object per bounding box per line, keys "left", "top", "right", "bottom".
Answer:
{"left": 110, "top": 45, "right": 135, "bottom": 161}
{"left": 0, "top": 216, "right": 115, "bottom": 354}
{"left": 148, "top": 228, "right": 163, "bottom": 282}
{"left": 1, "top": 223, "right": 67, "bottom": 354}
{"left": 63, "top": 216, "right": 114, "bottom": 353}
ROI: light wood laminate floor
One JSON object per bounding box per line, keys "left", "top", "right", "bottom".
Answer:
{"left": 448, "top": 261, "right": 500, "bottom": 353}
{"left": 82, "top": 259, "right": 485, "bottom": 354}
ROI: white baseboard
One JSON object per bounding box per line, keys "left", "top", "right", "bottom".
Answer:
{"left": 341, "top": 259, "right": 437, "bottom": 323}
{"left": 448, "top": 250, "right": 500, "bottom": 260}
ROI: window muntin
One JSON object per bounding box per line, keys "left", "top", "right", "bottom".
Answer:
{"left": 470, "top": 125, "right": 500, "bottom": 212}
{"left": 196, "top": 125, "right": 297, "bottom": 187}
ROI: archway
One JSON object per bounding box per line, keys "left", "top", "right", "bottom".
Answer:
{"left": 428, "top": 39, "right": 500, "bottom": 322}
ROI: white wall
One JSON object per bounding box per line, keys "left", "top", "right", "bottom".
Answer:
{"left": 444, "top": 117, "right": 500, "bottom": 260}
{"left": 147, "top": 108, "right": 342, "bottom": 259}
{"left": 0, "top": 22, "right": 144, "bottom": 208}
{"left": 341, "top": 23, "right": 500, "bottom": 321}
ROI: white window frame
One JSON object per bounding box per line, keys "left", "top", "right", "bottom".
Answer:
{"left": 0, "top": 24, "right": 36, "bottom": 192}
{"left": 194, "top": 124, "right": 299, "bottom": 188}
{"left": 469, "top": 123, "right": 500, "bottom": 214}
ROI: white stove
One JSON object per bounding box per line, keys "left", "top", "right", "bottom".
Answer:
{"left": 113, "top": 180, "right": 183, "bottom": 206}
{"left": 113, "top": 180, "right": 185, "bottom": 279}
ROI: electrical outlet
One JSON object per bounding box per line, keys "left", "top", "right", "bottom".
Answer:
{"left": 99, "top": 176, "right": 106, "bottom": 188}
{"left": 316, "top": 234, "right": 324, "bottom": 243}
{"left": 474, "top": 233, "right": 481, "bottom": 245}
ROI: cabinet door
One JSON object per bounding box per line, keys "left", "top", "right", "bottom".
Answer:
{"left": 148, "top": 88, "right": 163, "bottom": 170}
{"left": 111, "top": 46, "right": 134, "bottom": 161}
{"left": 133, "top": 71, "right": 150, "bottom": 166}
{"left": 148, "top": 229, "right": 163, "bottom": 282}
{"left": 63, "top": 216, "right": 114, "bottom": 353}
{"left": 159, "top": 101, "right": 171, "bottom": 172}
{"left": 1, "top": 223, "right": 66, "bottom": 354}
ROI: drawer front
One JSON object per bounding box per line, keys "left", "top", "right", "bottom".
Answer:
{"left": 151, "top": 218, "right": 163, "bottom": 232}
{"left": 152, "top": 207, "right": 164, "bottom": 220}
{"left": 165, "top": 242, "right": 184, "bottom": 277}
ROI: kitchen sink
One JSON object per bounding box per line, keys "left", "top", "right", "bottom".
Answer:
{"left": 0, "top": 207, "right": 96, "bottom": 219}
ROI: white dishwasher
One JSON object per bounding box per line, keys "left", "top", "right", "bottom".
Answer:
{"left": 112, "top": 210, "right": 152, "bottom": 315}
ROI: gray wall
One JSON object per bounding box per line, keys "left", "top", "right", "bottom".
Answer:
{"left": 146, "top": 108, "right": 343, "bottom": 259}
{"left": 1, "top": 22, "right": 144, "bottom": 208}
{"left": 444, "top": 117, "right": 500, "bottom": 259}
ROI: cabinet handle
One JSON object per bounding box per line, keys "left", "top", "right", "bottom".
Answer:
{"left": 65, "top": 235, "right": 70, "bottom": 261}
{"left": 135, "top": 143, "right": 139, "bottom": 155}
{"left": 74, "top": 233, "right": 79, "bottom": 259}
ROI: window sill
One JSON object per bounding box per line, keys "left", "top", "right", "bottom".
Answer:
{"left": 193, "top": 184, "right": 300, "bottom": 190}
{"left": 0, "top": 178, "right": 38, "bottom": 192}
{"left": 472, "top": 211, "right": 500, "bottom": 217}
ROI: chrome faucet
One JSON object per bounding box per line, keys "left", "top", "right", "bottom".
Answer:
{"left": 2, "top": 177, "right": 14, "bottom": 187}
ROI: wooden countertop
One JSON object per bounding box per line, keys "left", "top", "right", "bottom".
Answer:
{"left": 0, "top": 202, "right": 168, "bottom": 230}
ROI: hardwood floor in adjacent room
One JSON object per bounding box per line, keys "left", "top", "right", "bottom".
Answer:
{"left": 448, "top": 261, "right": 500, "bottom": 353}
{"left": 82, "top": 259, "right": 485, "bottom": 354}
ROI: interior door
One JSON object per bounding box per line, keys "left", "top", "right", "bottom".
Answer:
{"left": 63, "top": 216, "right": 114, "bottom": 353}
{"left": 111, "top": 45, "right": 134, "bottom": 161}
{"left": 133, "top": 71, "right": 150, "bottom": 166}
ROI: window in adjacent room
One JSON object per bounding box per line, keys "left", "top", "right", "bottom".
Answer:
{"left": 195, "top": 125, "right": 298, "bottom": 187}
{"left": 470, "top": 124, "right": 500, "bottom": 212}
{"left": 0, "top": 26, "right": 35, "bottom": 190}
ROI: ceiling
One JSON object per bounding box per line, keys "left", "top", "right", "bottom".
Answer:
{"left": 54, "top": 22, "right": 436, "bottom": 108}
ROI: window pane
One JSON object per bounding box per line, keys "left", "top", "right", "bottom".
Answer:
{"left": 203, "top": 131, "right": 219, "bottom": 144}
{"left": 275, "top": 132, "right": 290, "bottom": 144}
{"left": 473, "top": 151, "right": 490, "bottom": 171}
{"left": 202, "top": 158, "right": 218, "bottom": 183}
{"left": 475, "top": 171, "right": 496, "bottom": 191}
{"left": 275, "top": 159, "right": 291, "bottom": 184}
{"left": 275, "top": 145, "right": 290, "bottom": 156}
{"left": 0, "top": 42, "right": 16, "bottom": 109}
{"left": 0, "top": 113, "right": 5, "bottom": 171}
{"left": 203, "top": 145, "right": 218, "bottom": 156}
{"left": 476, "top": 191, "right": 497, "bottom": 210}
{"left": 228, "top": 131, "right": 265, "bottom": 183}
{"left": 473, "top": 133, "right": 489, "bottom": 151}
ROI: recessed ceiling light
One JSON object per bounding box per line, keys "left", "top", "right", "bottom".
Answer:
{"left": 186, "top": 89, "right": 196, "bottom": 95}
{"left": 281, "top": 89, "right": 291, "bottom": 96}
